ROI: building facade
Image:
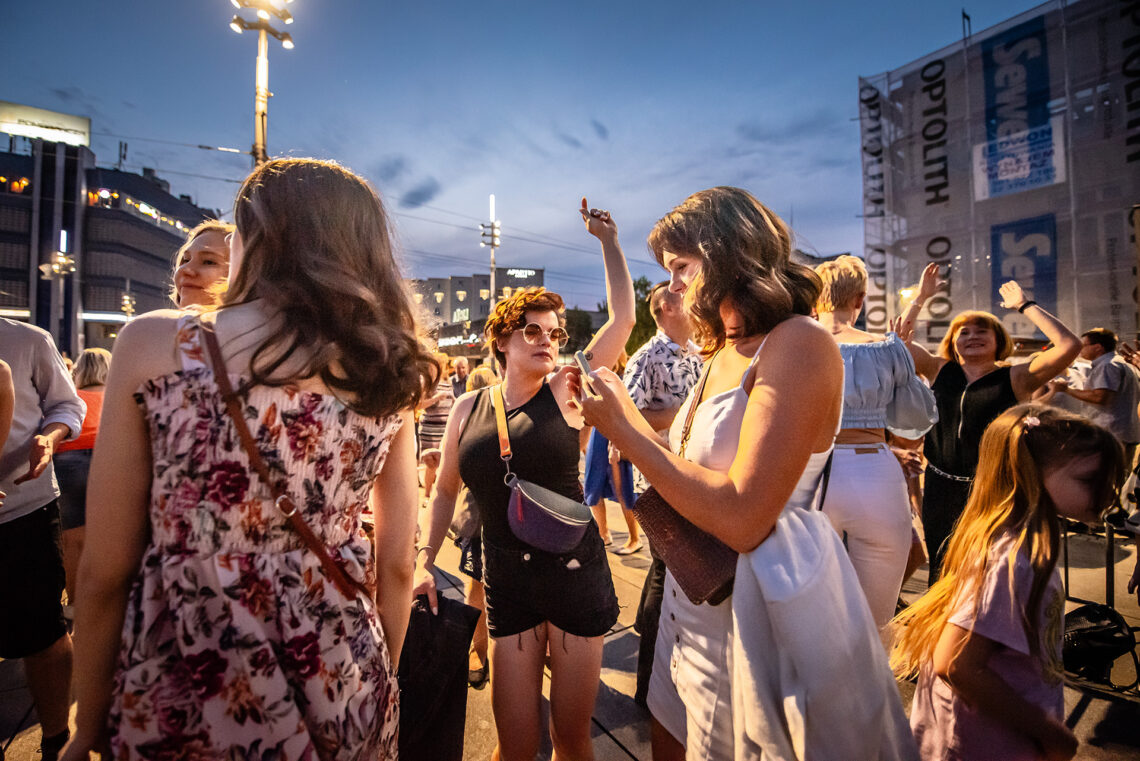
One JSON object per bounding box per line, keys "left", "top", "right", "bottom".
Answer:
{"left": 409, "top": 267, "right": 544, "bottom": 358}
{"left": 0, "top": 135, "right": 213, "bottom": 354}
{"left": 859, "top": 0, "right": 1140, "bottom": 346}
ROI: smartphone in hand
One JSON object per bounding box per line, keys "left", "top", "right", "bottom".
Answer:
{"left": 574, "top": 350, "right": 594, "bottom": 396}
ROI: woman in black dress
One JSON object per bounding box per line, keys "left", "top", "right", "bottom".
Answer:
{"left": 900, "top": 266, "right": 1080, "bottom": 580}
{"left": 414, "top": 199, "right": 634, "bottom": 761}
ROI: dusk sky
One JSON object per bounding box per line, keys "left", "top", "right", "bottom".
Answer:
{"left": 7, "top": 0, "right": 1037, "bottom": 307}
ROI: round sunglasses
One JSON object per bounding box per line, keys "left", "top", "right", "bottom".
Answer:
{"left": 521, "top": 322, "right": 570, "bottom": 348}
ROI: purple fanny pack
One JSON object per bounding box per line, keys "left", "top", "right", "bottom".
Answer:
{"left": 493, "top": 385, "right": 592, "bottom": 554}
{"left": 506, "top": 474, "right": 592, "bottom": 554}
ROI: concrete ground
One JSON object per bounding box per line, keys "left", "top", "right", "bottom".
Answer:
{"left": 3, "top": 500, "right": 1139, "bottom": 760}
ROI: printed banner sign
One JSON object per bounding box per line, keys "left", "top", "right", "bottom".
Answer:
{"left": 973, "top": 115, "right": 1066, "bottom": 200}
{"left": 979, "top": 16, "right": 1057, "bottom": 199}
{"left": 990, "top": 214, "right": 1057, "bottom": 339}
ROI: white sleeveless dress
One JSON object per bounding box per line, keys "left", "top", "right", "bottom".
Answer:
{"left": 647, "top": 341, "right": 918, "bottom": 761}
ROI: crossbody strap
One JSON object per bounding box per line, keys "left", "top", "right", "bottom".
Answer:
{"left": 814, "top": 452, "right": 835, "bottom": 511}
{"left": 200, "top": 324, "right": 369, "bottom": 601}
{"left": 678, "top": 350, "right": 718, "bottom": 458}
{"left": 492, "top": 384, "right": 515, "bottom": 478}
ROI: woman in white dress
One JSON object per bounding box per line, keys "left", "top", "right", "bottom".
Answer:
{"left": 576, "top": 187, "right": 916, "bottom": 761}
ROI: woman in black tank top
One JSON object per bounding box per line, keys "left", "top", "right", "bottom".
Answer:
{"left": 413, "top": 199, "right": 635, "bottom": 761}
{"left": 458, "top": 384, "right": 582, "bottom": 548}
{"left": 899, "top": 271, "right": 1080, "bottom": 580}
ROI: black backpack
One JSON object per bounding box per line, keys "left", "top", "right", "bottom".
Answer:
{"left": 1062, "top": 603, "right": 1139, "bottom": 691}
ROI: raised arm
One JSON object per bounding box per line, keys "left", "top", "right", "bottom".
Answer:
{"left": 897, "top": 262, "right": 948, "bottom": 381}
{"left": 999, "top": 281, "right": 1081, "bottom": 400}
{"left": 579, "top": 198, "right": 635, "bottom": 372}
{"left": 897, "top": 263, "right": 943, "bottom": 341}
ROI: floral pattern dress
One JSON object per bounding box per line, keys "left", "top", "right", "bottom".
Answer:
{"left": 109, "top": 315, "right": 403, "bottom": 761}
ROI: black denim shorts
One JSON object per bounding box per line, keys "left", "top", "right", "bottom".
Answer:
{"left": 482, "top": 530, "right": 619, "bottom": 639}
{"left": 0, "top": 502, "right": 68, "bottom": 658}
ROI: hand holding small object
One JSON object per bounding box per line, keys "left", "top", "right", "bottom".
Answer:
{"left": 580, "top": 197, "right": 618, "bottom": 242}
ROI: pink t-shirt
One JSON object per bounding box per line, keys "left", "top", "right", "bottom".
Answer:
{"left": 910, "top": 532, "right": 1065, "bottom": 760}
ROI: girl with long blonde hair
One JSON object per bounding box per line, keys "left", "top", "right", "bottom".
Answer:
{"left": 892, "top": 404, "right": 1124, "bottom": 761}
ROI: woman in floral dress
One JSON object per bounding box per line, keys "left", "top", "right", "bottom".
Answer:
{"left": 63, "top": 159, "right": 438, "bottom": 761}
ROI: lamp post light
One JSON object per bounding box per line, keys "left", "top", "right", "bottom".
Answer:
{"left": 479, "top": 193, "right": 502, "bottom": 307}
{"left": 121, "top": 279, "right": 136, "bottom": 320}
{"left": 228, "top": 0, "right": 296, "bottom": 165}
{"left": 38, "top": 248, "right": 75, "bottom": 345}
{"left": 479, "top": 194, "right": 502, "bottom": 368}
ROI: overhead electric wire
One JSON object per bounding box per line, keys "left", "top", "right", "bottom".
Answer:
{"left": 92, "top": 131, "right": 249, "bottom": 155}
{"left": 393, "top": 213, "right": 480, "bottom": 232}
{"left": 97, "top": 162, "right": 244, "bottom": 184}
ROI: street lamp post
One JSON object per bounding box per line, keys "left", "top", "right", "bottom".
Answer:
{"left": 479, "top": 194, "right": 501, "bottom": 368}
{"left": 480, "top": 194, "right": 502, "bottom": 306}
{"left": 38, "top": 249, "right": 75, "bottom": 346}
{"left": 121, "top": 278, "right": 136, "bottom": 320}
{"left": 228, "top": 0, "right": 295, "bottom": 166}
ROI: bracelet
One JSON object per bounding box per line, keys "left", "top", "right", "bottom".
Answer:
{"left": 415, "top": 545, "right": 435, "bottom": 561}
{"left": 1017, "top": 300, "right": 1038, "bottom": 313}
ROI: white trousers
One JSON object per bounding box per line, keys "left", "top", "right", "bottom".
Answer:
{"left": 819, "top": 444, "right": 913, "bottom": 643}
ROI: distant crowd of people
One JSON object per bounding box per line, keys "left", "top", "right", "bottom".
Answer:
{"left": 1, "top": 161, "right": 1137, "bottom": 761}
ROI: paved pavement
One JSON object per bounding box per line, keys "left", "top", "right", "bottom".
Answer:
{"left": 3, "top": 499, "right": 1139, "bottom": 760}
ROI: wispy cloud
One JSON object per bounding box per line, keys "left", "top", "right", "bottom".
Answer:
{"left": 47, "top": 86, "right": 113, "bottom": 128}
{"left": 373, "top": 155, "right": 409, "bottom": 183}
{"left": 557, "top": 132, "right": 584, "bottom": 150}
{"left": 400, "top": 177, "right": 443, "bottom": 208}
{"left": 591, "top": 119, "right": 609, "bottom": 140}
{"left": 50, "top": 86, "right": 85, "bottom": 103}
{"left": 736, "top": 109, "right": 845, "bottom": 146}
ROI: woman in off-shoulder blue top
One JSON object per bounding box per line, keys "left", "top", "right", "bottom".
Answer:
{"left": 815, "top": 257, "right": 937, "bottom": 641}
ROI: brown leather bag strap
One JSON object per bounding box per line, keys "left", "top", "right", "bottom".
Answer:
{"left": 200, "top": 323, "right": 368, "bottom": 600}
{"left": 678, "top": 350, "right": 717, "bottom": 459}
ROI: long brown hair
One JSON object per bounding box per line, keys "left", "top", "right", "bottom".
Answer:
{"left": 648, "top": 187, "right": 821, "bottom": 354}
{"left": 891, "top": 404, "right": 1124, "bottom": 678}
{"left": 224, "top": 158, "right": 438, "bottom": 419}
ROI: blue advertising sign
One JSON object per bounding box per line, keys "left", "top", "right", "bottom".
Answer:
{"left": 980, "top": 16, "right": 1055, "bottom": 199}
{"left": 990, "top": 214, "right": 1057, "bottom": 338}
